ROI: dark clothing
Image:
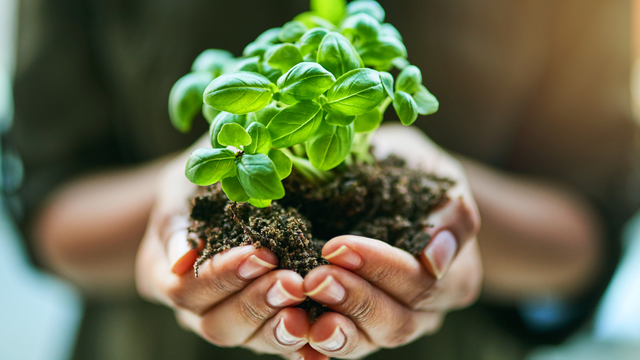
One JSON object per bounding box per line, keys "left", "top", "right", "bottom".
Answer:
{"left": 9, "top": 0, "right": 640, "bottom": 359}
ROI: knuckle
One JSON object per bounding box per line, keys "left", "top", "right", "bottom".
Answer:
{"left": 343, "top": 296, "right": 380, "bottom": 327}
{"left": 237, "top": 299, "right": 273, "bottom": 328}
{"left": 366, "top": 263, "right": 401, "bottom": 285}
{"left": 407, "top": 285, "right": 437, "bottom": 311}
{"left": 380, "top": 318, "right": 417, "bottom": 348}
{"left": 165, "top": 280, "right": 192, "bottom": 310}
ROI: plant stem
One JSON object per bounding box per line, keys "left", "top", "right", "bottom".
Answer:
{"left": 281, "top": 148, "right": 334, "bottom": 182}
{"left": 352, "top": 97, "right": 393, "bottom": 164}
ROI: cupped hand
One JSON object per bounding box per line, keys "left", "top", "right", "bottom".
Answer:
{"left": 135, "top": 143, "right": 327, "bottom": 360}
{"left": 302, "top": 124, "right": 483, "bottom": 359}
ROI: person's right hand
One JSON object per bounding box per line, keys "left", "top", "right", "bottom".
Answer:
{"left": 135, "top": 148, "right": 327, "bottom": 360}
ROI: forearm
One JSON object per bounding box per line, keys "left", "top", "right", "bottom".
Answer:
{"left": 34, "top": 158, "right": 170, "bottom": 298}
{"left": 460, "top": 158, "right": 606, "bottom": 302}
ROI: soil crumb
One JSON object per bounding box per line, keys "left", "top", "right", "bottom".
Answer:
{"left": 189, "top": 156, "right": 453, "bottom": 320}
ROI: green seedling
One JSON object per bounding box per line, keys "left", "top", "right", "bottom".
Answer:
{"left": 168, "top": 0, "right": 439, "bottom": 206}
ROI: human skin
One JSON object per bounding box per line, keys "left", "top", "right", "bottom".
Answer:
{"left": 33, "top": 125, "right": 604, "bottom": 358}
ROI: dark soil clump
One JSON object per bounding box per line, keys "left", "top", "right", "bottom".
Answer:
{"left": 189, "top": 156, "right": 453, "bottom": 320}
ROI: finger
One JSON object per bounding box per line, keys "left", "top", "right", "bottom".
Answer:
{"left": 417, "top": 240, "right": 483, "bottom": 311}
{"left": 309, "top": 312, "right": 378, "bottom": 359}
{"left": 183, "top": 269, "right": 305, "bottom": 347}
{"left": 304, "top": 265, "right": 443, "bottom": 348}
{"left": 322, "top": 235, "right": 437, "bottom": 311}
{"left": 289, "top": 345, "right": 330, "bottom": 360}
{"left": 243, "top": 308, "right": 311, "bottom": 355}
{"left": 163, "top": 242, "right": 278, "bottom": 314}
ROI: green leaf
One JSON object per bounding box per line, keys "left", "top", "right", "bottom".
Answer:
{"left": 317, "top": 32, "right": 363, "bottom": 78}
{"left": 248, "top": 198, "right": 272, "bottom": 208}
{"left": 341, "top": 13, "right": 380, "bottom": 45}
{"left": 379, "top": 71, "right": 394, "bottom": 98}
{"left": 202, "top": 104, "right": 220, "bottom": 124}
{"left": 358, "top": 36, "right": 407, "bottom": 70}
{"left": 234, "top": 56, "right": 261, "bottom": 73}
{"left": 203, "top": 72, "right": 274, "bottom": 115}
{"left": 243, "top": 42, "right": 272, "bottom": 58}
{"left": 311, "top": 0, "right": 346, "bottom": 24}
{"left": 265, "top": 44, "right": 303, "bottom": 73}
{"left": 325, "top": 112, "right": 356, "bottom": 126}
{"left": 347, "top": 0, "right": 385, "bottom": 22}
{"left": 324, "top": 68, "right": 386, "bottom": 116}
{"left": 168, "top": 72, "right": 214, "bottom": 133}
{"left": 413, "top": 85, "right": 439, "bottom": 115}
{"left": 245, "top": 122, "right": 272, "bottom": 154}
{"left": 298, "top": 28, "right": 330, "bottom": 56}
{"left": 396, "top": 65, "right": 422, "bottom": 94}
{"left": 221, "top": 176, "right": 250, "bottom": 202}
{"left": 251, "top": 102, "right": 282, "bottom": 127}
{"left": 267, "top": 101, "right": 323, "bottom": 148}
{"left": 277, "top": 62, "right": 336, "bottom": 104}
{"left": 237, "top": 154, "right": 285, "bottom": 200}
{"left": 218, "top": 123, "right": 252, "bottom": 147}
{"left": 380, "top": 23, "right": 402, "bottom": 41}
{"left": 185, "top": 148, "right": 236, "bottom": 186}
{"left": 306, "top": 121, "right": 355, "bottom": 171}
{"left": 268, "top": 148, "right": 293, "bottom": 180}
{"left": 191, "top": 49, "right": 235, "bottom": 76}
{"left": 294, "top": 12, "right": 338, "bottom": 30}
{"left": 209, "top": 112, "right": 248, "bottom": 148}
{"left": 354, "top": 107, "right": 383, "bottom": 132}
{"left": 279, "top": 21, "right": 308, "bottom": 43}
{"left": 260, "top": 61, "right": 283, "bottom": 83}
{"left": 256, "top": 27, "right": 282, "bottom": 44}
{"left": 393, "top": 90, "right": 418, "bottom": 126}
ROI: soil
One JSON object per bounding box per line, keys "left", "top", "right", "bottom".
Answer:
{"left": 188, "top": 156, "right": 454, "bottom": 320}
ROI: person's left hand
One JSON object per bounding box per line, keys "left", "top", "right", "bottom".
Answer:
{"left": 300, "top": 125, "right": 483, "bottom": 359}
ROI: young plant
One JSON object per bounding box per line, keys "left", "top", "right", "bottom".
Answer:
{"left": 168, "top": 0, "right": 439, "bottom": 207}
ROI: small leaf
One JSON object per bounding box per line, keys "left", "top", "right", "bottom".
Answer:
{"left": 277, "top": 62, "right": 336, "bottom": 104}
{"left": 168, "top": 72, "right": 214, "bottom": 133}
{"left": 268, "top": 148, "right": 293, "bottom": 180}
{"left": 218, "top": 123, "right": 252, "bottom": 147}
{"left": 279, "top": 21, "right": 308, "bottom": 43}
{"left": 245, "top": 122, "right": 272, "bottom": 154}
{"left": 358, "top": 36, "right": 407, "bottom": 70}
{"left": 256, "top": 27, "right": 282, "bottom": 44}
{"left": 243, "top": 42, "right": 272, "bottom": 58}
{"left": 396, "top": 65, "right": 422, "bottom": 94}
{"left": 248, "top": 198, "right": 272, "bottom": 208}
{"left": 311, "top": 0, "right": 347, "bottom": 24}
{"left": 325, "top": 112, "right": 356, "bottom": 126}
{"left": 393, "top": 90, "right": 418, "bottom": 126}
{"left": 298, "top": 28, "right": 330, "bottom": 56}
{"left": 204, "top": 72, "right": 273, "bottom": 115}
{"left": 379, "top": 71, "right": 395, "bottom": 98}
{"left": 354, "top": 107, "right": 383, "bottom": 132}
{"left": 209, "top": 112, "right": 248, "bottom": 148}
{"left": 185, "top": 148, "right": 236, "bottom": 186}
{"left": 294, "top": 12, "right": 337, "bottom": 30}
{"left": 221, "top": 176, "right": 250, "bottom": 202}
{"left": 234, "top": 56, "right": 261, "bottom": 73}
{"left": 237, "top": 154, "right": 285, "bottom": 200}
{"left": 413, "top": 85, "right": 439, "bottom": 115}
{"left": 380, "top": 23, "right": 402, "bottom": 41}
{"left": 306, "top": 121, "right": 355, "bottom": 171}
{"left": 260, "top": 61, "right": 283, "bottom": 83}
{"left": 202, "top": 104, "right": 220, "bottom": 124}
{"left": 324, "top": 68, "right": 386, "bottom": 116}
{"left": 317, "top": 32, "right": 363, "bottom": 78}
{"left": 267, "top": 101, "right": 323, "bottom": 148}
{"left": 265, "top": 44, "right": 303, "bottom": 73}
{"left": 347, "top": 0, "right": 385, "bottom": 22}
{"left": 191, "top": 49, "right": 235, "bottom": 76}
{"left": 252, "top": 102, "right": 282, "bottom": 127}
{"left": 341, "top": 13, "right": 380, "bottom": 45}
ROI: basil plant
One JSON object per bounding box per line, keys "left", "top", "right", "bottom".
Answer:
{"left": 169, "top": 0, "right": 439, "bottom": 207}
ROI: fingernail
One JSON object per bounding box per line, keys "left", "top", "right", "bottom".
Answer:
{"left": 424, "top": 230, "right": 457, "bottom": 280}
{"left": 238, "top": 255, "right": 277, "bottom": 280}
{"left": 312, "top": 326, "right": 346, "bottom": 352}
{"left": 323, "top": 245, "right": 363, "bottom": 270}
{"left": 304, "top": 276, "right": 345, "bottom": 304}
{"left": 169, "top": 230, "right": 200, "bottom": 275}
{"left": 275, "top": 318, "right": 304, "bottom": 346}
{"left": 267, "top": 280, "right": 306, "bottom": 307}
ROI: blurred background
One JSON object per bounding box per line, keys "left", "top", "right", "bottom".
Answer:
{"left": 1, "top": 0, "right": 640, "bottom": 359}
